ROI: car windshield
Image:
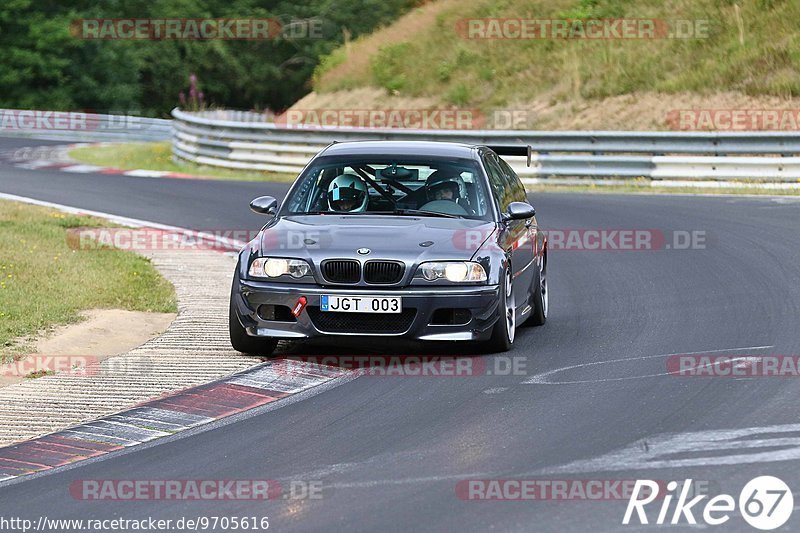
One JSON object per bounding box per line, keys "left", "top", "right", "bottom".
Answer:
{"left": 280, "top": 156, "right": 493, "bottom": 220}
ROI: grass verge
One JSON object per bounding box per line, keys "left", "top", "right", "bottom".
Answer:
{"left": 69, "top": 142, "right": 297, "bottom": 183}
{"left": 0, "top": 200, "right": 177, "bottom": 361}
{"left": 314, "top": 0, "right": 800, "bottom": 107}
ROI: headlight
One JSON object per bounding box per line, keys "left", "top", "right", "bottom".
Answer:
{"left": 248, "top": 257, "right": 311, "bottom": 279}
{"left": 418, "top": 261, "right": 487, "bottom": 282}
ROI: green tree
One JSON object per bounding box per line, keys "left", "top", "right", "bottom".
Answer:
{"left": 0, "top": 0, "right": 417, "bottom": 115}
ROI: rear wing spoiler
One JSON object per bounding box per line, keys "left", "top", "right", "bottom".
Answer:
{"left": 486, "top": 145, "right": 533, "bottom": 167}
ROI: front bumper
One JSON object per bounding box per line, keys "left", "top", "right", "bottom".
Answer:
{"left": 232, "top": 278, "right": 502, "bottom": 342}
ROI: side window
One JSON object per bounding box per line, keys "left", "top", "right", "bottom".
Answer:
{"left": 497, "top": 158, "right": 527, "bottom": 202}
{"left": 483, "top": 154, "right": 510, "bottom": 211}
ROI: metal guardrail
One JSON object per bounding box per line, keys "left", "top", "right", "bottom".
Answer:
{"left": 0, "top": 109, "right": 171, "bottom": 143}
{"left": 171, "top": 108, "right": 800, "bottom": 181}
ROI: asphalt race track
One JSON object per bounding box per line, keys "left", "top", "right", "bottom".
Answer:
{"left": 1, "top": 136, "right": 800, "bottom": 531}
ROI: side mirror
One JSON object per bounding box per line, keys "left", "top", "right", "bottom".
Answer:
{"left": 249, "top": 196, "right": 278, "bottom": 215}
{"left": 503, "top": 201, "right": 535, "bottom": 222}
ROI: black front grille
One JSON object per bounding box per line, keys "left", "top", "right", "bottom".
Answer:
{"left": 307, "top": 307, "right": 416, "bottom": 334}
{"left": 364, "top": 261, "right": 404, "bottom": 284}
{"left": 322, "top": 260, "right": 360, "bottom": 284}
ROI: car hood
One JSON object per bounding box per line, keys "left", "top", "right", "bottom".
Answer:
{"left": 259, "top": 215, "right": 496, "bottom": 263}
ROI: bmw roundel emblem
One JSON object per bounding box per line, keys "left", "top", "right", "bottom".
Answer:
{"left": 357, "top": 248, "right": 370, "bottom": 255}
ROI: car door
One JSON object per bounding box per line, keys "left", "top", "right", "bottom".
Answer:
{"left": 496, "top": 156, "right": 537, "bottom": 298}
{"left": 483, "top": 153, "right": 535, "bottom": 304}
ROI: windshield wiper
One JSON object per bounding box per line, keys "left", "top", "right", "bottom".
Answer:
{"left": 378, "top": 209, "right": 461, "bottom": 219}
{"left": 294, "top": 210, "right": 461, "bottom": 218}
{"left": 293, "top": 211, "right": 389, "bottom": 216}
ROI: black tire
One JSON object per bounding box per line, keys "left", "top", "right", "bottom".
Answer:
{"left": 528, "top": 255, "right": 548, "bottom": 327}
{"left": 229, "top": 300, "right": 278, "bottom": 356}
{"left": 484, "top": 267, "right": 515, "bottom": 353}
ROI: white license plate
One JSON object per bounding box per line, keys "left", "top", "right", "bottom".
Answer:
{"left": 320, "top": 295, "right": 402, "bottom": 313}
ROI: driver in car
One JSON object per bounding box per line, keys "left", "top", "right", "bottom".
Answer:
{"left": 425, "top": 172, "right": 464, "bottom": 204}
{"left": 327, "top": 173, "right": 369, "bottom": 212}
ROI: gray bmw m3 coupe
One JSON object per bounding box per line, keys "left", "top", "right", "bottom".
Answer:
{"left": 229, "top": 140, "right": 548, "bottom": 354}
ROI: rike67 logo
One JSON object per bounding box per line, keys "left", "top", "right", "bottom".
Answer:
{"left": 624, "top": 476, "right": 793, "bottom": 530}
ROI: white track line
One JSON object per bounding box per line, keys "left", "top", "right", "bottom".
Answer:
{"left": 522, "top": 345, "right": 774, "bottom": 385}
